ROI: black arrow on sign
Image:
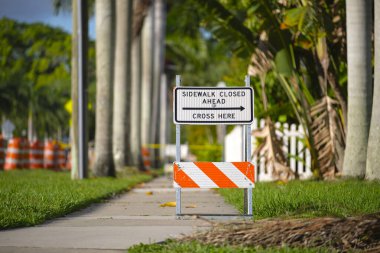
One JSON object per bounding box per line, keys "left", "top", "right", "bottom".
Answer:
{"left": 183, "top": 106, "right": 245, "bottom": 111}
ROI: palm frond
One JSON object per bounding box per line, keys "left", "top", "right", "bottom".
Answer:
{"left": 253, "top": 118, "right": 294, "bottom": 181}
{"left": 310, "top": 96, "right": 345, "bottom": 179}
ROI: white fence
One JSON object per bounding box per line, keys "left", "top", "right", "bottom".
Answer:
{"left": 225, "top": 118, "right": 312, "bottom": 181}
{"left": 164, "top": 144, "right": 189, "bottom": 160}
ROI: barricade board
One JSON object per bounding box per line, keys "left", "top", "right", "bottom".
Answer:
{"left": 174, "top": 87, "right": 253, "bottom": 125}
{"left": 173, "top": 162, "right": 255, "bottom": 188}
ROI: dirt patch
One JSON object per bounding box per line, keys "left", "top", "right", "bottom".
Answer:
{"left": 181, "top": 213, "right": 380, "bottom": 252}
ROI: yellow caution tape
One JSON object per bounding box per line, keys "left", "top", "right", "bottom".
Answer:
{"left": 143, "top": 144, "right": 223, "bottom": 150}
{"left": 55, "top": 143, "right": 223, "bottom": 151}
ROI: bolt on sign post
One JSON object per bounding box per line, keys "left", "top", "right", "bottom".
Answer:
{"left": 173, "top": 75, "right": 255, "bottom": 218}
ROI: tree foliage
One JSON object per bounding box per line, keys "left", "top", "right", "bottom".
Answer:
{"left": 0, "top": 18, "right": 71, "bottom": 137}
{"left": 190, "top": 0, "right": 348, "bottom": 179}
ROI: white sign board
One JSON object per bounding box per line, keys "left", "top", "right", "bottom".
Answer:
{"left": 1, "top": 119, "right": 15, "bottom": 140}
{"left": 174, "top": 87, "right": 254, "bottom": 125}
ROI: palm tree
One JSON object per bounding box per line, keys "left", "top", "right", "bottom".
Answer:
{"left": 366, "top": 0, "right": 380, "bottom": 180}
{"left": 112, "top": 0, "right": 133, "bottom": 171}
{"left": 70, "top": 0, "right": 80, "bottom": 179}
{"left": 130, "top": 0, "right": 150, "bottom": 167}
{"left": 140, "top": 7, "right": 154, "bottom": 161}
{"left": 130, "top": 35, "right": 142, "bottom": 166}
{"left": 343, "top": 0, "right": 373, "bottom": 178}
{"left": 53, "top": 0, "right": 88, "bottom": 179}
{"left": 150, "top": 0, "right": 166, "bottom": 168}
{"left": 93, "top": 0, "right": 115, "bottom": 176}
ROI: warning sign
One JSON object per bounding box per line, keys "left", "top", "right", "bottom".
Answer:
{"left": 173, "top": 87, "right": 254, "bottom": 125}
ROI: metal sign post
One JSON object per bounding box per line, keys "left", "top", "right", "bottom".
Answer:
{"left": 174, "top": 75, "right": 254, "bottom": 218}
{"left": 244, "top": 75, "right": 253, "bottom": 216}
{"left": 175, "top": 75, "right": 182, "bottom": 215}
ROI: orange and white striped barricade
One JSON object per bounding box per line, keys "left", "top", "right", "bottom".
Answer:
{"left": 0, "top": 136, "right": 6, "bottom": 170}
{"left": 173, "top": 161, "right": 255, "bottom": 216}
{"left": 44, "top": 141, "right": 57, "bottom": 170}
{"left": 4, "top": 138, "right": 22, "bottom": 170}
{"left": 20, "top": 138, "right": 29, "bottom": 169}
{"left": 29, "top": 140, "right": 44, "bottom": 169}
{"left": 141, "top": 147, "right": 151, "bottom": 171}
{"left": 173, "top": 162, "right": 254, "bottom": 188}
{"left": 56, "top": 144, "right": 66, "bottom": 170}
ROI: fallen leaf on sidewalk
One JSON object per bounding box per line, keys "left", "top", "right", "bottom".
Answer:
{"left": 160, "top": 201, "right": 176, "bottom": 207}
{"left": 185, "top": 204, "right": 197, "bottom": 208}
{"left": 146, "top": 191, "right": 153, "bottom": 195}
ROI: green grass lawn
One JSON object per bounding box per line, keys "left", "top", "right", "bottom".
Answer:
{"left": 0, "top": 169, "right": 153, "bottom": 229}
{"left": 218, "top": 179, "right": 380, "bottom": 219}
{"left": 129, "top": 179, "right": 380, "bottom": 253}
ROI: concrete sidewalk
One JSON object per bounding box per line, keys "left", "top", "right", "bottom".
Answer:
{"left": 0, "top": 175, "right": 240, "bottom": 252}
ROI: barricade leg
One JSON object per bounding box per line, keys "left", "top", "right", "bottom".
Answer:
{"left": 176, "top": 188, "right": 181, "bottom": 216}
{"left": 247, "top": 188, "right": 253, "bottom": 216}
{"left": 244, "top": 188, "right": 253, "bottom": 216}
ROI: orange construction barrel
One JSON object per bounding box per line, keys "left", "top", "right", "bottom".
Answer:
{"left": 4, "top": 138, "right": 22, "bottom": 170}
{"left": 56, "top": 143, "right": 66, "bottom": 169}
{"left": 29, "top": 140, "right": 44, "bottom": 169}
{"left": 44, "top": 141, "right": 57, "bottom": 170}
{"left": 141, "top": 147, "right": 151, "bottom": 170}
{"left": 0, "top": 135, "right": 6, "bottom": 170}
{"left": 21, "top": 138, "right": 29, "bottom": 169}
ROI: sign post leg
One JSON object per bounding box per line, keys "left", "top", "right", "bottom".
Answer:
{"left": 244, "top": 75, "right": 253, "bottom": 217}
{"left": 175, "top": 75, "right": 181, "bottom": 217}
{"left": 247, "top": 123, "right": 253, "bottom": 216}
{"left": 176, "top": 186, "right": 181, "bottom": 216}
{"left": 175, "top": 124, "right": 181, "bottom": 216}
{"left": 243, "top": 125, "right": 248, "bottom": 214}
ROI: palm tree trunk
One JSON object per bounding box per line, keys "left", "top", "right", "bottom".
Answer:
{"left": 112, "top": 0, "right": 133, "bottom": 171}
{"left": 27, "top": 109, "right": 33, "bottom": 141}
{"left": 366, "top": 0, "right": 380, "bottom": 180}
{"left": 130, "top": 0, "right": 151, "bottom": 167}
{"left": 130, "top": 35, "right": 142, "bottom": 166}
{"left": 93, "top": 0, "right": 115, "bottom": 177}
{"left": 159, "top": 74, "right": 168, "bottom": 164}
{"left": 343, "top": 0, "right": 373, "bottom": 178}
{"left": 71, "top": 0, "right": 79, "bottom": 179}
{"left": 132, "top": 0, "right": 151, "bottom": 39}
{"left": 150, "top": 0, "right": 166, "bottom": 168}
{"left": 141, "top": 7, "right": 154, "bottom": 156}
